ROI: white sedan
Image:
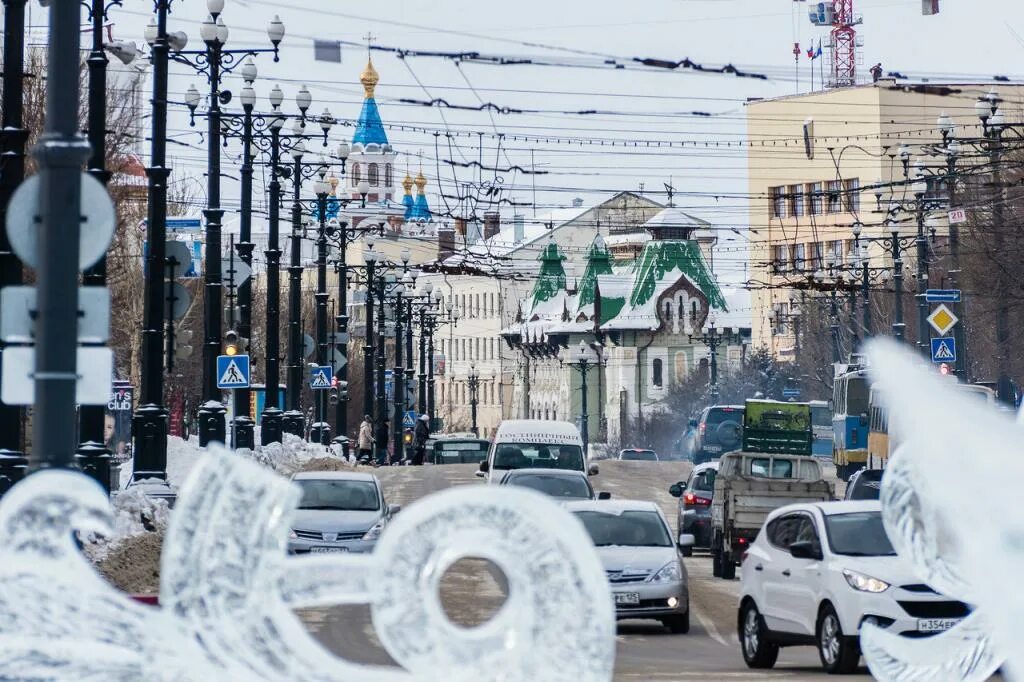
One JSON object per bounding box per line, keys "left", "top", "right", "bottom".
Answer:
{"left": 738, "top": 500, "right": 970, "bottom": 674}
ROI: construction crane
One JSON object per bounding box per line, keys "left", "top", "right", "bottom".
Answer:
{"left": 806, "top": 1, "right": 862, "bottom": 88}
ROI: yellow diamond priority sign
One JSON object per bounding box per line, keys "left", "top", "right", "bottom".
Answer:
{"left": 927, "top": 304, "right": 959, "bottom": 336}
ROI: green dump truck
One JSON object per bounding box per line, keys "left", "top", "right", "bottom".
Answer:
{"left": 709, "top": 400, "right": 834, "bottom": 580}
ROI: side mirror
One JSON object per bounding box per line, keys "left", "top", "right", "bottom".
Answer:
{"left": 677, "top": 533, "right": 695, "bottom": 549}
{"left": 597, "top": 491, "right": 611, "bottom": 500}
{"left": 789, "top": 540, "right": 822, "bottom": 561}
{"left": 474, "top": 470, "right": 485, "bottom": 479}
{"left": 688, "top": 418, "right": 698, "bottom": 428}
{"left": 588, "top": 463, "right": 599, "bottom": 476}
{"left": 479, "top": 460, "right": 490, "bottom": 472}
{"left": 389, "top": 504, "right": 401, "bottom": 516}
{"left": 668, "top": 483, "right": 683, "bottom": 498}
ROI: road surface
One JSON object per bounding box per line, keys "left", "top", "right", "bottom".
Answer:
{"left": 298, "top": 460, "right": 870, "bottom": 680}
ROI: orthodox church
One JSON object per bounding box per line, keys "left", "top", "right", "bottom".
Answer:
{"left": 344, "top": 57, "right": 432, "bottom": 225}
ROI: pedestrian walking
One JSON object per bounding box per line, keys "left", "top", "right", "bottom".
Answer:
{"left": 375, "top": 419, "right": 390, "bottom": 467}
{"left": 411, "top": 414, "right": 431, "bottom": 466}
{"left": 357, "top": 415, "right": 373, "bottom": 463}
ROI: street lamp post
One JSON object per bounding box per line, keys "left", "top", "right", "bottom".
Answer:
{"left": 391, "top": 272, "right": 408, "bottom": 461}
{"left": 363, "top": 242, "right": 378, "bottom": 424}
{"left": 690, "top": 314, "right": 740, "bottom": 403}
{"left": 76, "top": 0, "right": 137, "bottom": 489}
{"left": 180, "top": 4, "right": 283, "bottom": 447}
{"left": 0, "top": 0, "right": 28, "bottom": 493}
{"left": 283, "top": 119, "right": 311, "bottom": 437}
{"left": 467, "top": 363, "right": 480, "bottom": 437}
{"left": 310, "top": 167, "right": 332, "bottom": 445}
{"left": 376, "top": 272, "right": 391, "bottom": 459}
{"left": 566, "top": 340, "right": 599, "bottom": 456}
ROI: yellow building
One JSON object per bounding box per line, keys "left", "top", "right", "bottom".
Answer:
{"left": 746, "top": 80, "right": 1021, "bottom": 358}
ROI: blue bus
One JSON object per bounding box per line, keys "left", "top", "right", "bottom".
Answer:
{"left": 832, "top": 367, "right": 870, "bottom": 479}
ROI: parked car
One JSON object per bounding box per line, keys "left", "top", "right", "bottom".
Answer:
{"left": 739, "top": 500, "right": 969, "bottom": 674}
{"left": 431, "top": 435, "right": 491, "bottom": 464}
{"left": 618, "top": 448, "right": 659, "bottom": 462}
{"left": 668, "top": 461, "right": 719, "bottom": 555}
{"left": 845, "top": 468, "right": 884, "bottom": 500}
{"left": 286, "top": 472, "right": 399, "bottom": 554}
{"left": 692, "top": 405, "right": 745, "bottom": 464}
{"left": 567, "top": 500, "right": 693, "bottom": 633}
{"left": 477, "top": 420, "right": 596, "bottom": 483}
{"left": 498, "top": 468, "right": 609, "bottom": 501}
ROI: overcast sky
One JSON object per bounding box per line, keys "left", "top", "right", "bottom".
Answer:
{"left": 19, "top": 0, "right": 1024, "bottom": 285}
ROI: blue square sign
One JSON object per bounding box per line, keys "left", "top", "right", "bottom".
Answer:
{"left": 216, "top": 354, "right": 250, "bottom": 389}
{"left": 310, "top": 365, "right": 333, "bottom": 390}
{"left": 930, "top": 337, "right": 957, "bottom": 364}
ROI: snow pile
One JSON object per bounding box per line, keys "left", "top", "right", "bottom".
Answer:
{"left": 84, "top": 484, "right": 171, "bottom": 562}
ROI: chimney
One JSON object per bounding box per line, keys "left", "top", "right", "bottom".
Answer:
{"left": 484, "top": 211, "right": 500, "bottom": 241}
{"left": 572, "top": 197, "right": 584, "bottom": 208}
{"left": 438, "top": 223, "right": 456, "bottom": 262}
{"left": 453, "top": 217, "right": 467, "bottom": 237}
{"left": 513, "top": 214, "right": 525, "bottom": 243}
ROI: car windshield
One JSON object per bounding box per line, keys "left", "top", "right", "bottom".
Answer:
{"left": 574, "top": 510, "right": 673, "bottom": 547}
{"left": 296, "top": 479, "right": 380, "bottom": 511}
{"left": 620, "top": 450, "right": 657, "bottom": 461}
{"left": 824, "top": 511, "right": 896, "bottom": 556}
{"left": 506, "top": 473, "right": 592, "bottom": 499}
{"left": 439, "top": 441, "right": 488, "bottom": 455}
{"left": 493, "top": 443, "right": 584, "bottom": 470}
{"left": 848, "top": 470, "right": 884, "bottom": 500}
{"left": 705, "top": 408, "right": 742, "bottom": 426}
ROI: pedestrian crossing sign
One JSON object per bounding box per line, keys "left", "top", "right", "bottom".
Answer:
{"left": 930, "top": 337, "right": 957, "bottom": 364}
{"left": 217, "top": 354, "right": 250, "bottom": 389}
{"left": 310, "top": 365, "right": 333, "bottom": 390}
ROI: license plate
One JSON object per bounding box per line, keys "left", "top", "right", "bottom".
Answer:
{"left": 614, "top": 592, "right": 640, "bottom": 605}
{"left": 705, "top": 445, "right": 721, "bottom": 453}
{"left": 311, "top": 546, "right": 348, "bottom": 553}
{"left": 918, "top": 618, "right": 960, "bottom": 632}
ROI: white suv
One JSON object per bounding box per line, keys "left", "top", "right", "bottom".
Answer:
{"left": 738, "top": 501, "right": 970, "bottom": 674}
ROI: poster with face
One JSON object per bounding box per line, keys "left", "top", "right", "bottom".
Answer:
{"left": 106, "top": 381, "right": 133, "bottom": 462}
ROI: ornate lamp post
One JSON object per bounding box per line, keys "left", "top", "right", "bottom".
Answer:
{"left": 467, "top": 362, "right": 480, "bottom": 437}
{"left": 180, "top": 1, "right": 283, "bottom": 446}
{"left": 690, "top": 314, "right": 742, "bottom": 403}
{"left": 565, "top": 340, "right": 600, "bottom": 456}
{"left": 309, "top": 165, "right": 332, "bottom": 445}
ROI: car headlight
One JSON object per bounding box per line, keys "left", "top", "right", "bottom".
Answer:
{"left": 362, "top": 519, "right": 386, "bottom": 542}
{"left": 843, "top": 569, "right": 890, "bottom": 593}
{"left": 288, "top": 529, "right": 297, "bottom": 540}
{"left": 649, "top": 561, "right": 682, "bottom": 583}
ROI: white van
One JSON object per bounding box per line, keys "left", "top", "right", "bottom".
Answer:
{"left": 477, "top": 420, "right": 598, "bottom": 483}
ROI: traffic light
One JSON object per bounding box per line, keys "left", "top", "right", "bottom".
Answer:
{"left": 338, "top": 380, "right": 349, "bottom": 402}
{"left": 403, "top": 429, "right": 414, "bottom": 446}
{"left": 224, "top": 329, "right": 241, "bottom": 356}
{"left": 328, "top": 376, "right": 339, "bottom": 405}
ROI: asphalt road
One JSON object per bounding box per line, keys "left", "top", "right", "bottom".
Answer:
{"left": 297, "top": 460, "right": 871, "bottom": 680}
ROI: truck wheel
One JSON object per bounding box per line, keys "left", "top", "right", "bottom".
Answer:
{"left": 712, "top": 551, "right": 723, "bottom": 578}
{"left": 721, "top": 552, "right": 736, "bottom": 580}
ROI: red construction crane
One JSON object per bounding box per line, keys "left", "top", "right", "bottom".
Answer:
{"left": 806, "top": 1, "right": 862, "bottom": 88}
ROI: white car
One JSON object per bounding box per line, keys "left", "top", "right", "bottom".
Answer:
{"left": 738, "top": 500, "right": 970, "bottom": 674}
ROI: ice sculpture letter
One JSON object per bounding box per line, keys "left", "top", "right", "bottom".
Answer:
{"left": 0, "top": 450, "right": 615, "bottom": 681}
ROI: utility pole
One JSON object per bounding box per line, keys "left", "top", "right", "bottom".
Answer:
{"left": 0, "top": 0, "right": 29, "bottom": 491}
{"left": 32, "top": 0, "right": 93, "bottom": 468}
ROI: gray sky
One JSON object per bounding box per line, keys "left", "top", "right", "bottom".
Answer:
{"left": 41, "top": 0, "right": 1024, "bottom": 285}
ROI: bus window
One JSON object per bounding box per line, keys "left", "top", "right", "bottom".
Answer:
{"left": 847, "top": 378, "right": 869, "bottom": 416}
{"left": 811, "top": 405, "right": 831, "bottom": 427}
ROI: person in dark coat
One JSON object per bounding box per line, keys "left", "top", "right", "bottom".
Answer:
{"left": 375, "top": 419, "right": 390, "bottom": 467}
{"left": 412, "top": 414, "right": 431, "bottom": 465}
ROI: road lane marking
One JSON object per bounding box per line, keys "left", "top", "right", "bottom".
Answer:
{"left": 693, "top": 602, "right": 731, "bottom": 647}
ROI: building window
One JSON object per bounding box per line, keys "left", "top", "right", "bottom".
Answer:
{"left": 843, "top": 178, "right": 860, "bottom": 212}
{"left": 663, "top": 300, "right": 673, "bottom": 325}
{"left": 385, "top": 164, "right": 393, "bottom": 188}
{"left": 773, "top": 303, "right": 789, "bottom": 335}
{"left": 788, "top": 184, "right": 804, "bottom": 217}
{"left": 368, "top": 163, "right": 379, "bottom": 187}
{"left": 652, "top": 359, "right": 663, "bottom": 388}
{"left": 826, "top": 180, "right": 842, "bottom": 213}
{"left": 829, "top": 239, "right": 844, "bottom": 266}
{"left": 811, "top": 242, "right": 823, "bottom": 270}
{"left": 351, "top": 163, "right": 361, "bottom": 185}
{"left": 774, "top": 244, "right": 789, "bottom": 272}
{"left": 808, "top": 182, "right": 823, "bottom": 215}
{"left": 792, "top": 243, "right": 806, "bottom": 272}
{"left": 770, "top": 186, "right": 785, "bottom": 218}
